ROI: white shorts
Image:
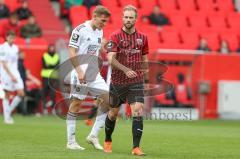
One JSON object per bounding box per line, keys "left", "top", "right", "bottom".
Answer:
{"left": 70, "top": 70, "right": 109, "bottom": 100}
{"left": 0, "top": 71, "right": 24, "bottom": 92}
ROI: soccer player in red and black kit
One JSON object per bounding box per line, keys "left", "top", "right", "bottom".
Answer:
{"left": 104, "top": 5, "right": 149, "bottom": 156}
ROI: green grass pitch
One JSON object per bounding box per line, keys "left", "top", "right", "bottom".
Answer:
{"left": 0, "top": 115, "right": 240, "bottom": 159}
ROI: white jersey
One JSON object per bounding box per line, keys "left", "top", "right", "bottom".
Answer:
{"left": 69, "top": 20, "right": 103, "bottom": 56}
{"left": 68, "top": 20, "right": 108, "bottom": 100}
{"left": 0, "top": 42, "right": 19, "bottom": 77}
{"left": 0, "top": 42, "right": 23, "bottom": 91}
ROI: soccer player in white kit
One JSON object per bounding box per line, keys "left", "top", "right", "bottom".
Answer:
{"left": 0, "top": 31, "right": 24, "bottom": 124}
{"left": 66, "top": 6, "right": 111, "bottom": 150}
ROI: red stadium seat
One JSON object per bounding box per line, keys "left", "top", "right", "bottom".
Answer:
{"left": 220, "top": 32, "right": 239, "bottom": 51}
{"left": 227, "top": 13, "right": 240, "bottom": 32}
{"left": 207, "top": 15, "right": 227, "bottom": 29}
{"left": 138, "top": 0, "right": 158, "bottom": 16}
{"left": 158, "top": 0, "right": 177, "bottom": 10}
{"left": 0, "top": 37, "right": 4, "bottom": 43}
{"left": 159, "top": 27, "right": 182, "bottom": 49}
{"left": 188, "top": 14, "right": 208, "bottom": 28}
{"left": 196, "top": 0, "right": 217, "bottom": 12}
{"left": 101, "top": 0, "right": 120, "bottom": 8}
{"left": 69, "top": 6, "right": 88, "bottom": 27}
{"left": 200, "top": 31, "right": 220, "bottom": 51}
{"left": 14, "top": 37, "right": 26, "bottom": 47}
{"left": 216, "top": 0, "right": 234, "bottom": 12}
{"left": 180, "top": 29, "right": 200, "bottom": 49}
{"left": 103, "top": 25, "right": 120, "bottom": 39}
{"left": 177, "top": 0, "right": 197, "bottom": 11}
{"left": 4, "top": 0, "right": 21, "bottom": 12}
{"left": 119, "top": 0, "right": 139, "bottom": 8}
{"left": 155, "top": 94, "right": 174, "bottom": 106}
{"left": 30, "top": 38, "right": 48, "bottom": 46}
{"left": 137, "top": 24, "right": 161, "bottom": 50}
{"left": 168, "top": 12, "right": 188, "bottom": 28}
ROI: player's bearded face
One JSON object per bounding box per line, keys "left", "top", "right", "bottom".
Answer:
{"left": 123, "top": 10, "right": 137, "bottom": 29}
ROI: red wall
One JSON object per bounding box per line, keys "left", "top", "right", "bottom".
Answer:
{"left": 150, "top": 52, "right": 240, "bottom": 119}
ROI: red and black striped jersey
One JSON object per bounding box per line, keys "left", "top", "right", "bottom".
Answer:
{"left": 107, "top": 29, "right": 149, "bottom": 85}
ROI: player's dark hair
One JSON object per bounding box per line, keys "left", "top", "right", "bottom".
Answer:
{"left": 93, "top": 5, "right": 111, "bottom": 17}
{"left": 123, "top": 5, "right": 138, "bottom": 18}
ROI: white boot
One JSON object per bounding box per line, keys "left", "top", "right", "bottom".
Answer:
{"left": 66, "top": 142, "right": 85, "bottom": 150}
{"left": 86, "top": 135, "right": 103, "bottom": 150}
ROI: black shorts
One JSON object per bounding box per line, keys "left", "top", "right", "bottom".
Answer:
{"left": 109, "top": 83, "right": 144, "bottom": 108}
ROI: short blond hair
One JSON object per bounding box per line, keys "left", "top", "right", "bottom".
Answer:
{"left": 93, "top": 5, "right": 111, "bottom": 17}
{"left": 123, "top": 5, "right": 138, "bottom": 18}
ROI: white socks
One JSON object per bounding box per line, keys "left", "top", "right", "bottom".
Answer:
{"left": 3, "top": 98, "right": 10, "bottom": 120}
{"left": 2, "top": 96, "right": 22, "bottom": 120}
{"left": 89, "top": 112, "right": 107, "bottom": 137}
{"left": 9, "top": 96, "right": 22, "bottom": 113}
{"left": 66, "top": 112, "right": 77, "bottom": 144}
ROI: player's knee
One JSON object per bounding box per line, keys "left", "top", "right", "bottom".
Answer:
{"left": 131, "top": 103, "right": 143, "bottom": 117}
{"left": 108, "top": 109, "right": 118, "bottom": 120}
{"left": 98, "top": 93, "right": 109, "bottom": 106}
{"left": 17, "top": 90, "right": 25, "bottom": 97}
{"left": 69, "top": 98, "right": 81, "bottom": 113}
{"left": 4, "top": 92, "right": 10, "bottom": 99}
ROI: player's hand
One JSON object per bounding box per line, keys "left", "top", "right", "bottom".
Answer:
{"left": 77, "top": 72, "right": 86, "bottom": 84}
{"left": 11, "top": 76, "right": 18, "bottom": 83}
{"left": 124, "top": 69, "right": 138, "bottom": 78}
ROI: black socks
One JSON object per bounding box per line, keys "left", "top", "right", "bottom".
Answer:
{"left": 132, "top": 116, "right": 143, "bottom": 148}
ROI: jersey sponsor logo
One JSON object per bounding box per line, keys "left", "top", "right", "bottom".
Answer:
{"left": 71, "top": 33, "right": 79, "bottom": 43}
{"left": 87, "top": 45, "right": 99, "bottom": 55}
{"left": 119, "top": 39, "right": 131, "bottom": 49}
{"left": 136, "top": 39, "right": 143, "bottom": 46}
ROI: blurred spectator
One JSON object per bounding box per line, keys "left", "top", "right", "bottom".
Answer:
{"left": 20, "top": 15, "right": 42, "bottom": 38}
{"left": 174, "top": 73, "right": 193, "bottom": 107}
{"left": 235, "top": 0, "right": 240, "bottom": 12}
{"left": 0, "top": 13, "right": 21, "bottom": 37}
{"left": 196, "top": 38, "right": 211, "bottom": 52}
{"left": 41, "top": 44, "right": 60, "bottom": 114}
{"left": 218, "top": 40, "right": 230, "bottom": 54}
{"left": 147, "top": 6, "right": 169, "bottom": 27}
{"left": 65, "top": 0, "right": 83, "bottom": 9}
{"left": 18, "top": 51, "right": 27, "bottom": 87}
{"left": 17, "top": 51, "right": 42, "bottom": 115}
{"left": 17, "top": 51, "right": 27, "bottom": 114}
{"left": 236, "top": 46, "right": 240, "bottom": 53}
{"left": 25, "top": 70, "right": 42, "bottom": 115}
{"left": 83, "top": 0, "right": 101, "bottom": 10}
{"left": 0, "top": 0, "right": 10, "bottom": 19}
{"left": 15, "top": 0, "right": 32, "bottom": 20}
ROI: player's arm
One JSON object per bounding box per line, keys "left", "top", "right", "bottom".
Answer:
{"left": 107, "top": 52, "right": 137, "bottom": 78}
{"left": 142, "top": 55, "right": 149, "bottom": 83}
{"left": 99, "top": 38, "right": 107, "bottom": 53}
{"left": 68, "top": 46, "right": 85, "bottom": 83}
{"left": 0, "top": 47, "right": 17, "bottom": 83}
{"left": 142, "top": 36, "right": 149, "bottom": 83}
{"left": 68, "top": 28, "right": 85, "bottom": 84}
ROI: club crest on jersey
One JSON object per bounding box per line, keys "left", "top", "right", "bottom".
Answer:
{"left": 71, "top": 33, "right": 79, "bottom": 43}
{"left": 87, "top": 37, "right": 91, "bottom": 41}
{"left": 106, "top": 41, "right": 115, "bottom": 51}
{"left": 136, "top": 39, "right": 143, "bottom": 45}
